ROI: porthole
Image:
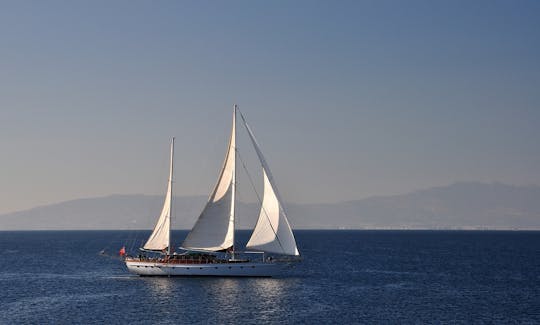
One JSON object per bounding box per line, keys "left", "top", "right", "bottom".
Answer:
{"left": 251, "top": 266, "right": 255, "bottom": 268}
{"left": 215, "top": 267, "right": 218, "bottom": 269}
{"left": 228, "top": 266, "right": 232, "bottom": 269}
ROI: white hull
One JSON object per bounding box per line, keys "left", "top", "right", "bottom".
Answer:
{"left": 125, "top": 260, "right": 287, "bottom": 277}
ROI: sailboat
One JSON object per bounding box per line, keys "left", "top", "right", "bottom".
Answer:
{"left": 125, "top": 105, "right": 300, "bottom": 276}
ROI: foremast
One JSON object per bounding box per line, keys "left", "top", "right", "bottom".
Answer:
{"left": 142, "top": 137, "right": 175, "bottom": 254}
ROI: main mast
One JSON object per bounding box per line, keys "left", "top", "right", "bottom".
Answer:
{"left": 231, "top": 105, "right": 237, "bottom": 260}
{"left": 168, "top": 137, "right": 174, "bottom": 256}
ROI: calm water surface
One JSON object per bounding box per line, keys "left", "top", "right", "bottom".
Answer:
{"left": 1, "top": 230, "right": 539, "bottom": 324}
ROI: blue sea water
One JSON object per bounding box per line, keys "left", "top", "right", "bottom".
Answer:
{"left": 1, "top": 230, "right": 539, "bottom": 324}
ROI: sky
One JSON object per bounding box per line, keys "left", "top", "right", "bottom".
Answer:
{"left": 0, "top": 0, "right": 539, "bottom": 215}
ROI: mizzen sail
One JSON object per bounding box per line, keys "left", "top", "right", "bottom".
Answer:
{"left": 182, "top": 108, "right": 236, "bottom": 251}
{"left": 143, "top": 138, "right": 174, "bottom": 252}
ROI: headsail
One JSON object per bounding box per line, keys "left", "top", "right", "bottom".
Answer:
{"left": 239, "top": 110, "right": 300, "bottom": 256}
{"left": 182, "top": 107, "right": 236, "bottom": 252}
{"left": 143, "top": 138, "right": 174, "bottom": 253}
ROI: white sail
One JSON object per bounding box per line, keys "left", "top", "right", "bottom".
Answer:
{"left": 143, "top": 138, "right": 174, "bottom": 252}
{"left": 182, "top": 108, "right": 236, "bottom": 252}
{"left": 240, "top": 111, "right": 300, "bottom": 256}
{"left": 246, "top": 169, "right": 299, "bottom": 255}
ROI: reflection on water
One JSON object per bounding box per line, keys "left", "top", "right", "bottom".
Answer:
{"left": 247, "top": 278, "right": 298, "bottom": 322}
{"left": 206, "top": 278, "right": 242, "bottom": 310}
{"left": 248, "top": 278, "right": 287, "bottom": 302}
{"left": 197, "top": 277, "right": 299, "bottom": 323}
{"left": 245, "top": 278, "right": 295, "bottom": 321}
{"left": 142, "top": 277, "right": 175, "bottom": 299}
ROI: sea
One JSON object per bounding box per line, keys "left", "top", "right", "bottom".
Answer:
{"left": 1, "top": 230, "right": 539, "bottom": 324}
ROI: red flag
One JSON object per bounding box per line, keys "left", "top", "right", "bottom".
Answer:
{"left": 119, "top": 246, "right": 126, "bottom": 256}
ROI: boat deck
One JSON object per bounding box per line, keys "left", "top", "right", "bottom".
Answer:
{"left": 125, "top": 253, "right": 251, "bottom": 265}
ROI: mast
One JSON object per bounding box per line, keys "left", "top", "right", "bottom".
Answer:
{"left": 142, "top": 137, "right": 175, "bottom": 253}
{"left": 231, "top": 105, "right": 237, "bottom": 260}
{"left": 168, "top": 137, "right": 174, "bottom": 256}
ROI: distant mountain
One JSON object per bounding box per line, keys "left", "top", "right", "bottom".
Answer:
{"left": 0, "top": 195, "right": 207, "bottom": 231}
{"left": 287, "top": 182, "right": 540, "bottom": 229}
{"left": 1, "top": 182, "right": 539, "bottom": 230}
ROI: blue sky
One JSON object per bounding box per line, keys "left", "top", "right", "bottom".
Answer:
{"left": 0, "top": 1, "right": 539, "bottom": 214}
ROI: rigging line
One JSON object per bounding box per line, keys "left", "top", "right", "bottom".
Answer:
{"left": 236, "top": 148, "right": 287, "bottom": 255}
{"left": 126, "top": 213, "right": 144, "bottom": 254}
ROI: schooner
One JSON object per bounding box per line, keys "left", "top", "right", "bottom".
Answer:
{"left": 125, "top": 105, "right": 300, "bottom": 276}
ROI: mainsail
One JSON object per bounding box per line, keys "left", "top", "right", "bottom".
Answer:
{"left": 240, "top": 110, "right": 300, "bottom": 256}
{"left": 182, "top": 108, "right": 236, "bottom": 251}
{"left": 143, "top": 138, "right": 174, "bottom": 253}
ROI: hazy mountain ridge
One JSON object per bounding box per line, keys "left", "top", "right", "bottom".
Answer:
{"left": 1, "top": 182, "right": 539, "bottom": 230}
